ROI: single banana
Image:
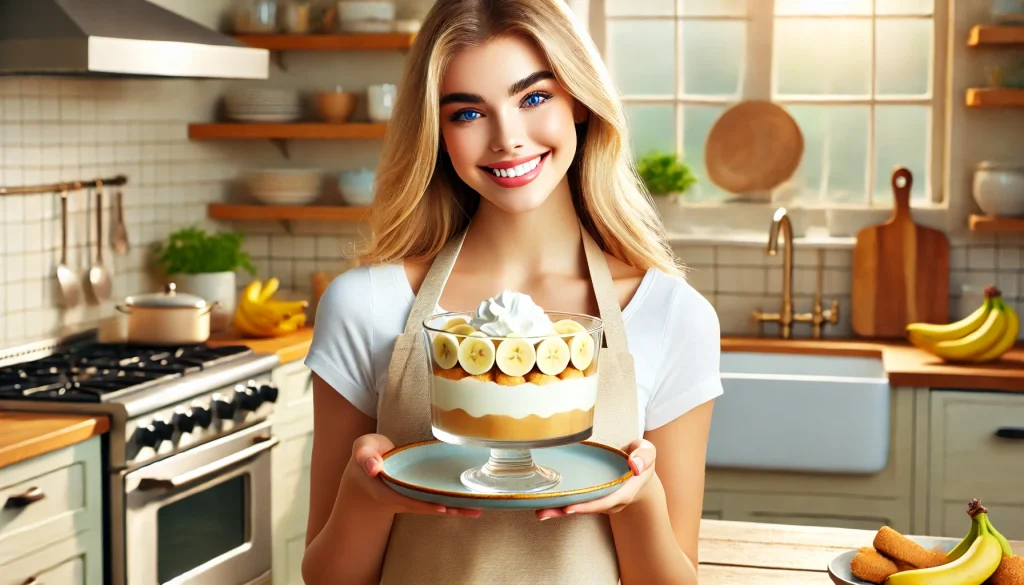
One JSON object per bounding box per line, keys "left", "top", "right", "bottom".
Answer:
{"left": 968, "top": 300, "right": 1019, "bottom": 364}
{"left": 233, "top": 305, "right": 275, "bottom": 337}
{"left": 886, "top": 515, "right": 1003, "bottom": 585}
{"left": 432, "top": 332, "right": 460, "bottom": 369}
{"left": 257, "top": 277, "right": 280, "bottom": 303}
{"left": 495, "top": 337, "right": 536, "bottom": 377}
{"left": 260, "top": 298, "right": 309, "bottom": 316}
{"left": 947, "top": 513, "right": 981, "bottom": 562}
{"left": 980, "top": 513, "right": 1015, "bottom": 558}
{"left": 906, "top": 291, "right": 995, "bottom": 347}
{"left": 536, "top": 336, "right": 571, "bottom": 376}
{"left": 240, "top": 296, "right": 286, "bottom": 328}
{"left": 242, "top": 279, "right": 263, "bottom": 304}
{"left": 457, "top": 334, "right": 495, "bottom": 375}
{"left": 929, "top": 305, "right": 1007, "bottom": 362}
{"left": 447, "top": 324, "right": 477, "bottom": 337}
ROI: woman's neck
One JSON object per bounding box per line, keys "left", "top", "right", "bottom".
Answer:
{"left": 459, "top": 178, "right": 585, "bottom": 283}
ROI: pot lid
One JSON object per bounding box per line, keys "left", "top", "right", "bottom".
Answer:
{"left": 124, "top": 283, "right": 207, "bottom": 309}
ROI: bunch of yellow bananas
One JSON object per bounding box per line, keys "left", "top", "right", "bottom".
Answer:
{"left": 233, "top": 278, "right": 308, "bottom": 338}
{"left": 906, "top": 286, "right": 1019, "bottom": 363}
{"left": 887, "top": 499, "right": 1017, "bottom": 585}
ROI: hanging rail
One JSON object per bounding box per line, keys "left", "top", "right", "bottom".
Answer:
{"left": 0, "top": 174, "right": 129, "bottom": 196}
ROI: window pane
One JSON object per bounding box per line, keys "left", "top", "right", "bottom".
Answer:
{"left": 876, "top": 0, "right": 933, "bottom": 15}
{"left": 775, "top": 0, "right": 871, "bottom": 15}
{"left": 679, "top": 0, "right": 748, "bottom": 16}
{"left": 607, "top": 0, "right": 674, "bottom": 16}
{"left": 874, "top": 105, "right": 929, "bottom": 203}
{"left": 876, "top": 18, "right": 932, "bottom": 96}
{"left": 625, "top": 103, "right": 675, "bottom": 159}
{"left": 609, "top": 20, "right": 675, "bottom": 95}
{"left": 774, "top": 19, "right": 871, "bottom": 96}
{"left": 781, "top": 105, "right": 869, "bottom": 204}
{"left": 682, "top": 104, "right": 728, "bottom": 201}
{"left": 681, "top": 20, "right": 746, "bottom": 96}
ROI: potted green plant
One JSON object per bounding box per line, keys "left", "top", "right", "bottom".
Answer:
{"left": 155, "top": 227, "right": 257, "bottom": 333}
{"left": 637, "top": 150, "right": 698, "bottom": 202}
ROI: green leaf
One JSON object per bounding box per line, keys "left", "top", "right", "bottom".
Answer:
{"left": 155, "top": 226, "right": 257, "bottom": 276}
{"left": 637, "top": 150, "right": 698, "bottom": 196}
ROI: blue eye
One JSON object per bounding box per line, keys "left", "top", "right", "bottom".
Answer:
{"left": 523, "top": 91, "right": 551, "bottom": 107}
{"left": 452, "top": 110, "right": 481, "bottom": 122}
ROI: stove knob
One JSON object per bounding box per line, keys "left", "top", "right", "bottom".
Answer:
{"left": 151, "top": 419, "right": 174, "bottom": 441}
{"left": 192, "top": 405, "right": 213, "bottom": 429}
{"left": 135, "top": 425, "right": 158, "bottom": 449}
{"left": 234, "top": 385, "right": 262, "bottom": 412}
{"left": 173, "top": 410, "right": 195, "bottom": 434}
{"left": 213, "top": 396, "right": 235, "bottom": 420}
{"left": 258, "top": 383, "right": 279, "bottom": 404}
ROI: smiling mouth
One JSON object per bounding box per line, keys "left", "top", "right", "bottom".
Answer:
{"left": 479, "top": 151, "right": 550, "bottom": 178}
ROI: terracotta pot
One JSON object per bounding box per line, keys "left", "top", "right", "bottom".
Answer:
{"left": 314, "top": 91, "right": 357, "bottom": 123}
{"left": 116, "top": 283, "right": 217, "bottom": 345}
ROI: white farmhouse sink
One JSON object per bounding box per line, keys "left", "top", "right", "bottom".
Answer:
{"left": 706, "top": 351, "right": 891, "bottom": 474}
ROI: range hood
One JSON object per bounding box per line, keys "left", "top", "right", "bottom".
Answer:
{"left": 0, "top": 0, "right": 269, "bottom": 79}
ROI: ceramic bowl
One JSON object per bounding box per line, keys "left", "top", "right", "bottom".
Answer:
{"left": 314, "top": 91, "right": 357, "bottom": 123}
{"left": 338, "top": 169, "right": 375, "bottom": 205}
{"left": 337, "top": 0, "right": 395, "bottom": 22}
{"left": 827, "top": 536, "right": 956, "bottom": 585}
{"left": 973, "top": 162, "right": 1024, "bottom": 217}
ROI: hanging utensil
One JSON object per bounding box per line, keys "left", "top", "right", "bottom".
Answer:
{"left": 113, "top": 188, "right": 129, "bottom": 256}
{"left": 56, "top": 188, "right": 81, "bottom": 309}
{"left": 88, "top": 179, "right": 112, "bottom": 302}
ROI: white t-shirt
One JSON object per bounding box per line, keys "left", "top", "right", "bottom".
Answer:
{"left": 304, "top": 262, "right": 724, "bottom": 436}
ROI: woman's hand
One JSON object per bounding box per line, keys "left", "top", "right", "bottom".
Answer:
{"left": 535, "top": 439, "right": 657, "bottom": 520}
{"left": 345, "top": 433, "right": 483, "bottom": 518}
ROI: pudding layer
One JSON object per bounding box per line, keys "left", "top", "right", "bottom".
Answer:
{"left": 429, "top": 374, "right": 599, "bottom": 419}
{"left": 432, "top": 406, "right": 594, "bottom": 442}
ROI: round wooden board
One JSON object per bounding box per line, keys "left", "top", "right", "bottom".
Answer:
{"left": 705, "top": 101, "right": 804, "bottom": 196}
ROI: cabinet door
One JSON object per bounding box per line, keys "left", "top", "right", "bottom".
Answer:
{"left": 0, "top": 533, "right": 97, "bottom": 585}
{"left": 272, "top": 418, "right": 315, "bottom": 585}
{"left": 929, "top": 390, "right": 1024, "bottom": 539}
{"left": 272, "top": 361, "right": 314, "bottom": 423}
{"left": 721, "top": 492, "right": 910, "bottom": 533}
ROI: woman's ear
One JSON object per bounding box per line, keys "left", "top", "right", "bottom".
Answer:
{"left": 573, "top": 102, "right": 590, "bottom": 125}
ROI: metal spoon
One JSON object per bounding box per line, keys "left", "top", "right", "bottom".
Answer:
{"left": 56, "top": 188, "right": 81, "bottom": 309}
{"left": 88, "top": 179, "right": 112, "bottom": 302}
{"left": 113, "top": 188, "right": 129, "bottom": 256}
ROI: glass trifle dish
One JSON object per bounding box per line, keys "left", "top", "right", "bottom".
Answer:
{"left": 421, "top": 290, "right": 603, "bottom": 494}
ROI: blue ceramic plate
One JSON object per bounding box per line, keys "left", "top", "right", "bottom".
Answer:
{"left": 379, "top": 440, "right": 632, "bottom": 510}
{"left": 827, "top": 536, "right": 957, "bottom": 585}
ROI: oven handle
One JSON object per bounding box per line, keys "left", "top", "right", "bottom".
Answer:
{"left": 137, "top": 436, "right": 279, "bottom": 491}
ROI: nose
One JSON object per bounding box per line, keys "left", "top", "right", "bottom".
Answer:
{"left": 489, "top": 112, "right": 524, "bottom": 153}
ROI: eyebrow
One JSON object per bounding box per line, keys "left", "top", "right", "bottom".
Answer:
{"left": 439, "top": 70, "right": 555, "bottom": 106}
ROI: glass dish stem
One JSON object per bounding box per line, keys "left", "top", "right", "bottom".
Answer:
{"left": 460, "top": 448, "right": 561, "bottom": 494}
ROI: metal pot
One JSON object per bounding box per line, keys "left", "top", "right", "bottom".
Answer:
{"left": 116, "top": 283, "right": 218, "bottom": 345}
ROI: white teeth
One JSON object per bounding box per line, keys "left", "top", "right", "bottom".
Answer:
{"left": 489, "top": 154, "right": 543, "bottom": 178}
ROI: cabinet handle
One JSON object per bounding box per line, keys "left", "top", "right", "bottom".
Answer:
{"left": 4, "top": 486, "right": 46, "bottom": 509}
{"left": 995, "top": 427, "right": 1024, "bottom": 440}
{"left": 22, "top": 578, "right": 44, "bottom": 585}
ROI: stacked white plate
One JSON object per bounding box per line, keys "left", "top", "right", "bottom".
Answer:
{"left": 225, "top": 88, "right": 302, "bottom": 122}
{"left": 244, "top": 169, "right": 322, "bottom": 205}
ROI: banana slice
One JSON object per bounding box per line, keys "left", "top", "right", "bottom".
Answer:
{"left": 431, "top": 332, "right": 459, "bottom": 369}
{"left": 553, "top": 319, "right": 587, "bottom": 335}
{"left": 496, "top": 338, "right": 537, "bottom": 377}
{"left": 444, "top": 317, "right": 470, "bottom": 330}
{"left": 535, "top": 336, "right": 571, "bottom": 376}
{"left": 447, "top": 324, "right": 477, "bottom": 337}
{"left": 457, "top": 334, "right": 496, "bottom": 375}
{"left": 569, "top": 333, "right": 594, "bottom": 371}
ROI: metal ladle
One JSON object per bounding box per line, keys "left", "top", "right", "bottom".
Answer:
{"left": 56, "top": 188, "right": 81, "bottom": 309}
{"left": 88, "top": 179, "right": 112, "bottom": 302}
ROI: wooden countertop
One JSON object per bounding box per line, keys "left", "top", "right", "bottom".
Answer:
{"left": 697, "top": 518, "right": 1023, "bottom": 583}
{"left": 723, "top": 337, "right": 1024, "bottom": 392}
{"left": 205, "top": 326, "right": 1023, "bottom": 391}
{"left": 0, "top": 412, "right": 110, "bottom": 470}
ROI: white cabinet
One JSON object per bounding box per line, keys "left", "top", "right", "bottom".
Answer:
{"left": 270, "top": 360, "right": 315, "bottom": 585}
{"left": 0, "top": 436, "right": 104, "bottom": 585}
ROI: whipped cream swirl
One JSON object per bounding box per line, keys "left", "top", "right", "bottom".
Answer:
{"left": 469, "top": 290, "right": 555, "bottom": 338}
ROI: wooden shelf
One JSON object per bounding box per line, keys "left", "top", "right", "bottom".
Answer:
{"left": 968, "top": 25, "right": 1024, "bottom": 46}
{"left": 966, "top": 88, "right": 1024, "bottom": 107}
{"left": 233, "top": 33, "right": 416, "bottom": 51}
{"left": 209, "top": 203, "right": 370, "bottom": 223}
{"left": 189, "top": 123, "right": 387, "bottom": 140}
{"left": 969, "top": 214, "right": 1024, "bottom": 233}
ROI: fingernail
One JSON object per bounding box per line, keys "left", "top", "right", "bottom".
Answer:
{"left": 631, "top": 456, "right": 644, "bottom": 475}
{"left": 566, "top": 510, "right": 575, "bottom": 515}
{"left": 364, "top": 457, "right": 376, "bottom": 475}
{"left": 436, "top": 506, "right": 447, "bottom": 513}
{"left": 540, "top": 516, "right": 550, "bottom": 521}
{"left": 446, "top": 508, "right": 460, "bottom": 515}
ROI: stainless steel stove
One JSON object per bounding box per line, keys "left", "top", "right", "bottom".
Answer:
{"left": 0, "top": 331, "right": 281, "bottom": 585}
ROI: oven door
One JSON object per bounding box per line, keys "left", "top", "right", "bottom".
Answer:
{"left": 124, "top": 420, "right": 277, "bottom": 585}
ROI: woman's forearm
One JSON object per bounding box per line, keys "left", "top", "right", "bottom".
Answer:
{"left": 610, "top": 473, "right": 699, "bottom": 585}
{"left": 302, "top": 468, "right": 396, "bottom": 585}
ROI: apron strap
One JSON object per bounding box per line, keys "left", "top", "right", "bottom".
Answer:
{"left": 401, "top": 221, "right": 629, "bottom": 354}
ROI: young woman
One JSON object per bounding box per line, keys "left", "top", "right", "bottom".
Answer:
{"left": 300, "top": 1, "right": 722, "bottom": 584}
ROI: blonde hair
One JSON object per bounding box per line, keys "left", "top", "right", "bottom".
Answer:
{"left": 356, "top": 0, "right": 685, "bottom": 278}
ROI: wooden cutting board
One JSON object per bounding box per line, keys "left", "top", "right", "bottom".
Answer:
{"left": 851, "top": 167, "right": 950, "bottom": 338}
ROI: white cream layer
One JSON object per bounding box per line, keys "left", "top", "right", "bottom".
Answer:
{"left": 430, "top": 374, "right": 598, "bottom": 419}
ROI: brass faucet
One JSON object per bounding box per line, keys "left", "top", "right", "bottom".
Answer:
{"left": 752, "top": 207, "right": 840, "bottom": 339}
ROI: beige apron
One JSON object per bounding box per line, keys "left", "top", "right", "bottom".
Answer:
{"left": 376, "top": 222, "right": 639, "bottom": 585}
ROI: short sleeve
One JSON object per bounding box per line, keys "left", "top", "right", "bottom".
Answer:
{"left": 645, "top": 278, "right": 724, "bottom": 431}
{"left": 304, "top": 267, "right": 378, "bottom": 418}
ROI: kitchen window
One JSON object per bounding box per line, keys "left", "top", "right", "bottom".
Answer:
{"left": 597, "top": 0, "right": 946, "bottom": 209}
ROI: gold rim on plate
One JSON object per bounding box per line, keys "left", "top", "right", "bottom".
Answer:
{"left": 378, "top": 440, "right": 633, "bottom": 500}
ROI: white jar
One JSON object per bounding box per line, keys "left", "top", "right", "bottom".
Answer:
{"left": 173, "top": 271, "right": 238, "bottom": 333}
{"left": 973, "top": 162, "right": 1024, "bottom": 217}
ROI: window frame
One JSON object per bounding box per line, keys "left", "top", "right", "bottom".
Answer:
{"left": 589, "top": 0, "right": 950, "bottom": 215}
